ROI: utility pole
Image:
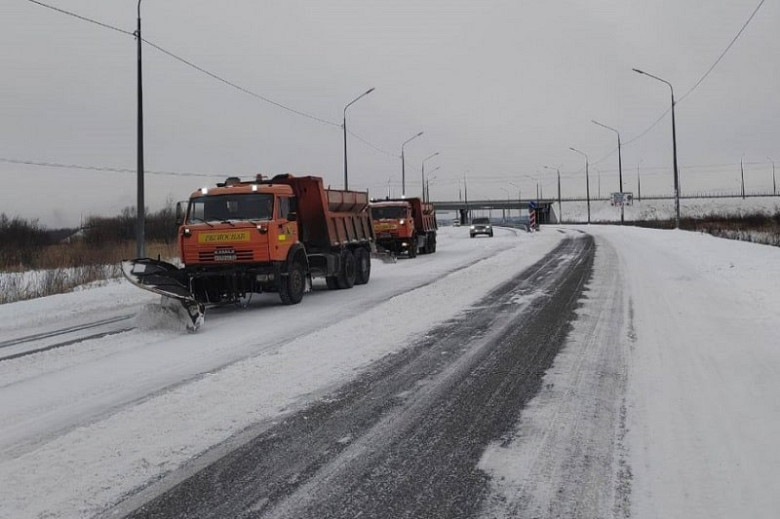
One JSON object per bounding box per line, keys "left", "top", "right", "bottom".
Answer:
{"left": 769, "top": 156, "right": 776, "bottom": 196}
{"left": 597, "top": 168, "right": 601, "bottom": 199}
{"left": 135, "top": 0, "right": 145, "bottom": 258}
{"left": 741, "top": 154, "right": 746, "bottom": 199}
{"left": 464, "top": 173, "right": 469, "bottom": 221}
{"left": 424, "top": 166, "right": 439, "bottom": 202}
{"left": 637, "top": 160, "right": 642, "bottom": 202}
{"left": 509, "top": 182, "right": 521, "bottom": 220}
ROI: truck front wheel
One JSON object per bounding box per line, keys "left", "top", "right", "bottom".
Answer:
{"left": 337, "top": 249, "right": 356, "bottom": 289}
{"left": 279, "top": 260, "right": 306, "bottom": 305}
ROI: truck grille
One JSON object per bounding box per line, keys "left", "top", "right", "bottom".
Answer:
{"left": 198, "top": 250, "right": 254, "bottom": 262}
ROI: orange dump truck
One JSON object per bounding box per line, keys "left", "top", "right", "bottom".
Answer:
{"left": 370, "top": 197, "right": 437, "bottom": 258}
{"left": 122, "top": 174, "right": 374, "bottom": 330}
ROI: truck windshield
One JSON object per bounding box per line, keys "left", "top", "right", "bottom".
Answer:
{"left": 187, "top": 194, "right": 274, "bottom": 223}
{"left": 371, "top": 206, "right": 407, "bottom": 219}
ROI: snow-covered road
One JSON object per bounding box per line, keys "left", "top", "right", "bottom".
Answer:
{"left": 594, "top": 226, "right": 780, "bottom": 519}
{"left": 1, "top": 225, "right": 779, "bottom": 519}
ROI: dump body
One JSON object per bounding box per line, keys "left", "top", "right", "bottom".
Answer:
{"left": 276, "top": 175, "right": 374, "bottom": 252}
{"left": 370, "top": 197, "right": 437, "bottom": 258}
{"left": 407, "top": 197, "right": 437, "bottom": 235}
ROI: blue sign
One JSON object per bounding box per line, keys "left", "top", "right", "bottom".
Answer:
{"left": 528, "top": 200, "right": 537, "bottom": 209}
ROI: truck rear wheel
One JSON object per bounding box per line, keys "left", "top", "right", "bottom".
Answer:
{"left": 423, "top": 232, "right": 434, "bottom": 254}
{"left": 354, "top": 247, "right": 371, "bottom": 285}
{"left": 279, "top": 261, "right": 305, "bottom": 305}
{"left": 337, "top": 249, "right": 356, "bottom": 289}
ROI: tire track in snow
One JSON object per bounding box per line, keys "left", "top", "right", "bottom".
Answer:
{"left": 477, "top": 233, "right": 631, "bottom": 519}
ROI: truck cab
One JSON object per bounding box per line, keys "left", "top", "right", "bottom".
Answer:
{"left": 178, "top": 181, "right": 298, "bottom": 267}
{"left": 371, "top": 201, "right": 415, "bottom": 237}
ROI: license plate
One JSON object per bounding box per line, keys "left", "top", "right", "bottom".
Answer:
{"left": 214, "top": 249, "right": 236, "bottom": 261}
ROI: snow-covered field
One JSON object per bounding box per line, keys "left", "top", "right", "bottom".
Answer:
{"left": 555, "top": 195, "right": 780, "bottom": 223}
{"left": 1, "top": 224, "right": 779, "bottom": 518}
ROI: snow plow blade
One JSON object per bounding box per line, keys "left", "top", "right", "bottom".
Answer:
{"left": 371, "top": 245, "right": 397, "bottom": 264}
{"left": 121, "top": 259, "right": 205, "bottom": 332}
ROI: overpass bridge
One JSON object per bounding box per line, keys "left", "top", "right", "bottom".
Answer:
{"left": 429, "top": 191, "right": 780, "bottom": 224}
{"left": 430, "top": 199, "right": 557, "bottom": 224}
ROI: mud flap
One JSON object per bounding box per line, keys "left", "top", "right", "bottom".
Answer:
{"left": 121, "top": 259, "right": 205, "bottom": 332}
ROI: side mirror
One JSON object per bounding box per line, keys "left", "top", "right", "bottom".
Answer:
{"left": 175, "top": 202, "right": 185, "bottom": 226}
{"left": 286, "top": 212, "right": 298, "bottom": 222}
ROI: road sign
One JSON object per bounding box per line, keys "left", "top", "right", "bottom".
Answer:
{"left": 610, "top": 192, "right": 634, "bottom": 207}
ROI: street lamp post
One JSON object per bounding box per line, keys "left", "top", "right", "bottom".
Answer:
{"left": 543, "top": 165, "right": 562, "bottom": 223}
{"left": 592, "top": 119, "right": 624, "bottom": 224}
{"left": 633, "top": 68, "right": 680, "bottom": 228}
{"left": 769, "top": 156, "right": 776, "bottom": 196}
{"left": 342, "top": 87, "right": 375, "bottom": 190}
{"left": 135, "top": 0, "right": 145, "bottom": 258}
{"left": 569, "top": 147, "right": 590, "bottom": 224}
{"left": 422, "top": 152, "right": 439, "bottom": 199}
{"left": 401, "top": 132, "right": 424, "bottom": 197}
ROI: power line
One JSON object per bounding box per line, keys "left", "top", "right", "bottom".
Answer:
{"left": 141, "top": 39, "right": 402, "bottom": 157}
{"left": 23, "top": 0, "right": 394, "bottom": 156}
{"left": 678, "top": 0, "right": 767, "bottom": 103}
{"left": 140, "top": 39, "right": 341, "bottom": 129}
{"left": 26, "top": 0, "right": 341, "bottom": 128}
{"left": 346, "top": 130, "right": 398, "bottom": 158}
{"left": 25, "top": 0, "right": 133, "bottom": 36}
{"left": 594, "top": 0, "right": 767, "bottom": 164}
{"left": 0, "top": 157, "right": 221, "bottom": 178}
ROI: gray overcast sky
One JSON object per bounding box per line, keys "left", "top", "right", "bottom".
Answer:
{"left": 1, "top": 0, "right": 777, "bottom": 227}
